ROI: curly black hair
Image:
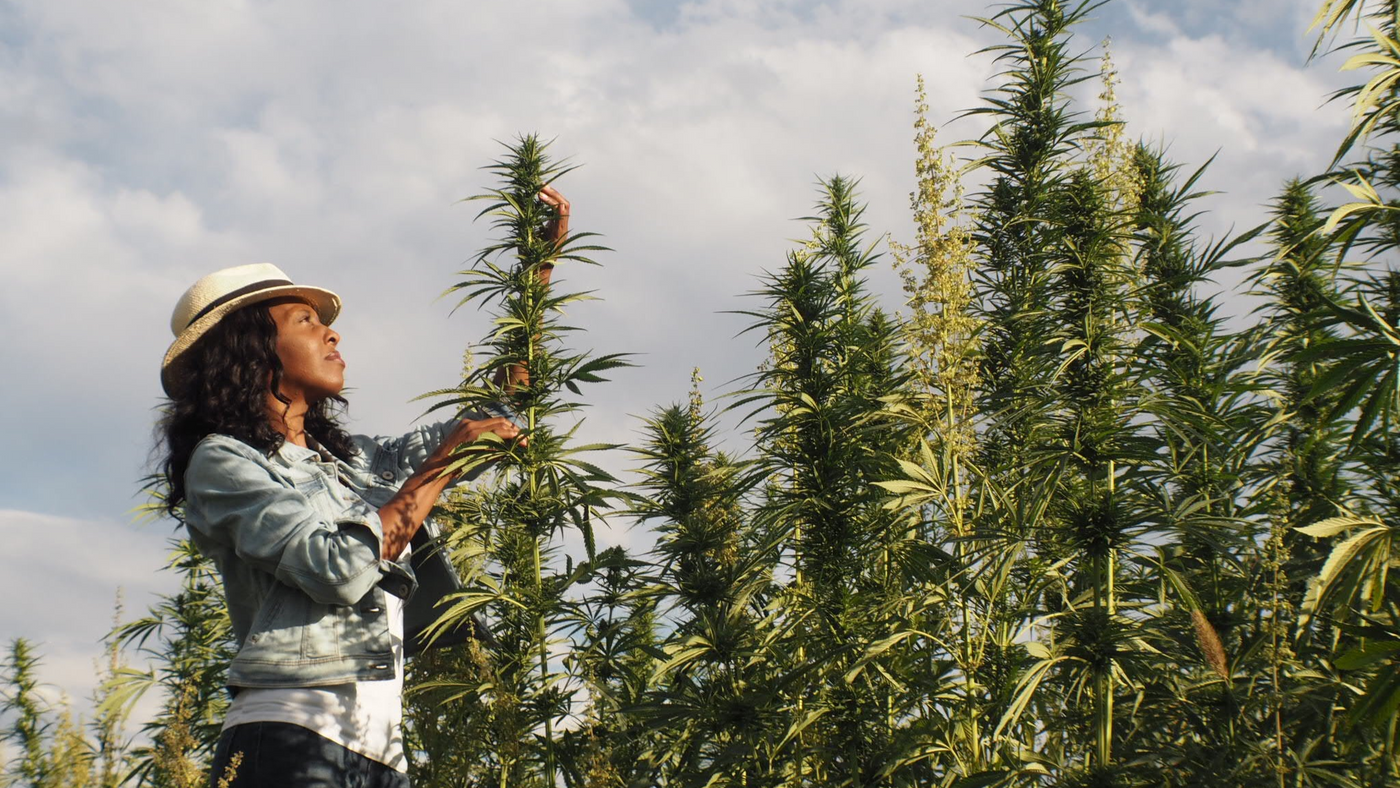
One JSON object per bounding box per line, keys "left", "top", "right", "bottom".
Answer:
{"left": 156, "top": 300, "right": 357, "bottom": 520}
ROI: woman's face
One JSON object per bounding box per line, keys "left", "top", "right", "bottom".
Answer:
{"left": 268, "top": 298, "right": 344, "bottom": 404}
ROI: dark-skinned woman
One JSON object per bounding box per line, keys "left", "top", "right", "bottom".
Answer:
{"left": 157, "top": 188, "right": 570, "bottom": 788}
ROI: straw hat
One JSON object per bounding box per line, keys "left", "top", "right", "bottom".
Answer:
{"left": 161, "top": 263, "right": 341, "bottom": 396}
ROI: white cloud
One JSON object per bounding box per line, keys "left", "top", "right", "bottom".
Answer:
{"left": 0, "top": 509, "right": 180, "bottom": 727}
{"left": 1123, "top": 33, "right": 1340, "bottom": 161}
{"left": 0, "top": 150, "right": 244, "bottom": 509}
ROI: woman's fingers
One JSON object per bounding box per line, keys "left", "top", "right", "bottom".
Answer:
{"left": 478, "top": 417, "right": 518, "bottom": 440}
{"left": 478, "top": 416, "right": 528, "bottom": 448}
{"left": 538, "top": 187, "right": 570, "bottom": 248}
{"left": 448, "top": 417, "right": 512, "bottom": 446}
{"left": 538, "top": 186, "right": 571, "bottom": 216}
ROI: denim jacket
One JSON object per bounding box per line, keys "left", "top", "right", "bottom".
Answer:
{"left": 183, "top": 416, "right": 487, "bottom": 689}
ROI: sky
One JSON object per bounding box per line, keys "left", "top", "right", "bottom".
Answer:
{"left": 0, "top": 0, "right": 1357, "bottom": 734}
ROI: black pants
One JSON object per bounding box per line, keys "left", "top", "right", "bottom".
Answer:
{"left": 208, "top": 722, "right": 410, "bottom": 788}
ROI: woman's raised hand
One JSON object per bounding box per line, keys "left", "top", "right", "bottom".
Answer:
{"left": 539, "top": 186, "right": 570, "bottom": 247}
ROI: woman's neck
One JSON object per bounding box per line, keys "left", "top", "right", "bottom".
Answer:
{"left": 267, "top": 394, "right": 310, "bottom": 447}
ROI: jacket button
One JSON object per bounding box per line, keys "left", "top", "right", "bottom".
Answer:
{"left": 379, "top": 471, "right": 395, "bottom": 481}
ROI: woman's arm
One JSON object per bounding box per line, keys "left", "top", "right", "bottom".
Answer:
{"left": 376, "top": 415, "right": 519, "bottom": 560}
{"left": 381, "top": 188, "right": 569, "bottom": 558}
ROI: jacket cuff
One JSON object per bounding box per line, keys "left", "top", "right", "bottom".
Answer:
{"left": 377, "top": 559, "right": 418, "bottom": 600}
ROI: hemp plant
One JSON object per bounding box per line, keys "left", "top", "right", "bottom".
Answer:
{"left": 105, "top": 538, "right": 234, "bottom": 788}
{"left": 1126, "top": 144, "right": 1273, "bottom": 786}
{"left": 881, "top": 77, "right": 1035, "bottom": 786}
{"left": 1276, "top": 2, "right": 1400, "bottom": 776}
{"left": 738, "top": 176, "right": 922, "bottom": 785}
{"left": 628, "top": 380, "right": 782, "bottom": 787}
{"left": 954, "top": 4, "right": 1162, "bottom": 782}
{"left": 958, "top": 3, "right": 1108, "bottom": 778}
{"left": 421, "top": 135, "right": 630, "bottom": 788}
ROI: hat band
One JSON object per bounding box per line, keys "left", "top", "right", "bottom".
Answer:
{"left": 185, "top": 279, "right": 294, "bottom": 330}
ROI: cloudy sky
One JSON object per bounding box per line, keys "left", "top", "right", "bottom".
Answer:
{"left": 0, "top": 0, "right": 1354, "bottom": 729}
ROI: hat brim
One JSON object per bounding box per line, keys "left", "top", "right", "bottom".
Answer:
{"left": 161, "top": 285, "right": 341, "bottom": 397}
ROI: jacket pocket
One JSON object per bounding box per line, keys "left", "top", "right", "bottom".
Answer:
{"left": 241, "top": 582, "right": 343, "bottom": 663}
{"left": 294, "top": 592, "right": 342, "bottom": 661}
{"left": 241, "top": 583, "right": 296, "bottom": 657}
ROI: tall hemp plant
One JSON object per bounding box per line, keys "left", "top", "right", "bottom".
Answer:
{"left": 961, "top": 10, "right": 1097, "bottom": 770}
{"left": 1126, "top": 144, "right": 1275, "bottom": 786}
{"left": 413, "top": 135, "right": 629, "bottom": 788}
{"left": 741, "top": 176, "right": 917, "bottom": 785}
{"left": 882, "top": 76, "right": 1023, "bottom": 786}
{"left": 958, "top": 2, "right": 1131, "bottom": 781}
{"left": 877, "top": 4, "right": 1119, "bottom": 782}
{"left": 630, "top": 378, "right": 782, "bottom": 787}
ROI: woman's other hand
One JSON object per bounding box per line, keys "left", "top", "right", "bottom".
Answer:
{"left": 380, "top": 415, "right": 523, "bottom": 559}
{"left": 436, "top": 416, "right": 523, "bottom": 461}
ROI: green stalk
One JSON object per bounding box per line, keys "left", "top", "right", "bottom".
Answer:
{"left": 534, "top": 538, "right": 555, "bottom": 786}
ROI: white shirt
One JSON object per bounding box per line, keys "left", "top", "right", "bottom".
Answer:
{"left": 222, "top": 553, "right": 409, "bottom": 773}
